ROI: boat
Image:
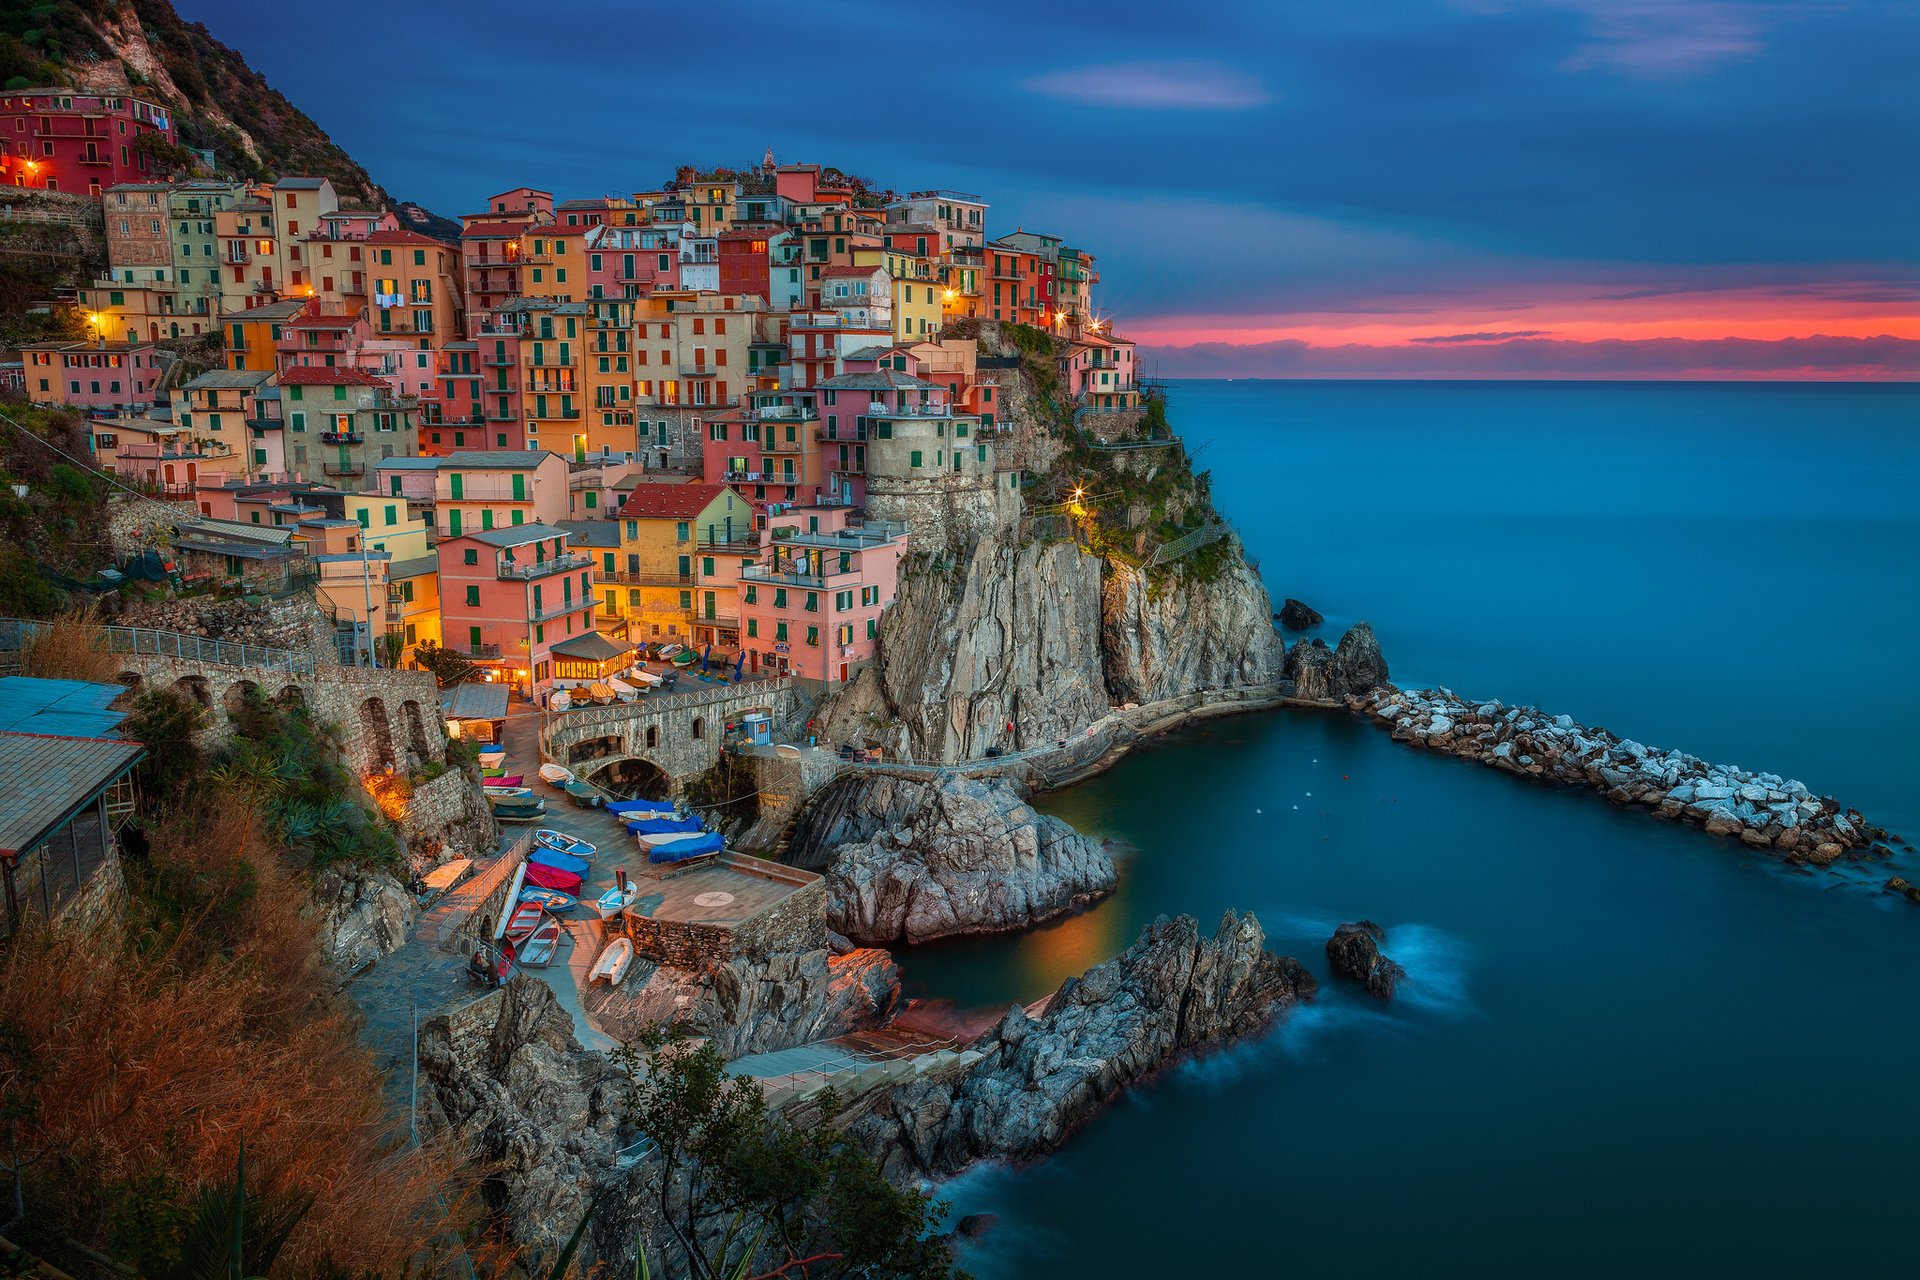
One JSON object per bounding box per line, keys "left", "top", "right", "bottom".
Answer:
{"left": 648, "top": 831, "right": 724, "bottom": 864}
{"left": 518, "top": 886, "right": 577, "bottom": 913}
{"left": 538, "top": 763, "right": 574, "bottom": 786}
{"left": 624, "top": 814, "right": 704, "bottom": 836}
{"left": 483, "top": 784, "right": 533, "bottom": 800}
{"left": 549, "top": 690, "right": 572, "bottom": 711}
{"left": 492, "top": 800, "right": 548, "bottom": 824}
{"left": 628, "top": 667, "right": 663, "bottom": 687}
{"left": 528, "top": 846, "right": 591, "bottom": 876}
{"left": 477, "top": 747, "right": 506, "bottom": 769}
{"left": 502, "top": 899, "right": 544, "bottom": 941}
{"left": 534, "top": 829, "right": 598, "bottom": 860}
{"left": 523, "top": 860, "right": 582, "bottom": 891}
{"left": 658, "top": 642, "right": 683, "bottom": 659}
{"left": 519, "top": 917, "right": 563, "bottom": 968}
{"left": 417, "top": 857, "right": 472, "bottom": 898}
{"left": 483, "top": 773, "right": 524, "bottom": 787}
{"left": 607, "top": 676, "right": 641, "bottom": 702}
{"left": 671, "top": 649, "right": 700, "bottom": 667}
{"left": 562, "top": 779, "right": 602, "bottom": 808}
{"left": 604, "top": 798, "right": 679, "bottom": 818}
{"left": 493, "top": 860, "right": 529, "bottom": 941}
{"left": 588, "top": 936, "right": 635, "bottom": 986}
{"left": 636, "top": 826, "right": 710, "bottom": 850}
{"left": 595, "top": 869, "right": 638, "bottom": 918}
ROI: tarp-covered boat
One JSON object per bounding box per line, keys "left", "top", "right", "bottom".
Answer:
{"left": 523, "top": 861, "right": 582, "bottom": 891}
{"left": 648, "top": 832, "right": 724, "bottom": 863}
{"left": 605, "top": 799, "right": 678, "bottom": 818}
{"left": 624, "top": 815, "right": 704, "bottom": 835}
{"left": 636, "top": 826, "right": 711, "bottom": 850}
{"left": 529, "top": 846, "right": 590, "bottom": 876}
{"left": 538, "top": 763, "right": 573, "bottom": 785}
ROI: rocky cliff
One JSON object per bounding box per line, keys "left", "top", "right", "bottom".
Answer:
{"left": 839, "top": 911, "right": 1315, "bottom": 1181}
{"left": 583, "top": 946, "right": 900, "bottom": 1059}
{"left": 787, "top": 773, "right": 1116, "bottom": 944}
{"left": 309, "top": 865, "right": 416, "bottom": 975}
{"left": 817, "top": 529, "right": 1280, "bottom": 764}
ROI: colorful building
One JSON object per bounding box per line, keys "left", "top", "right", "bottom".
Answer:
{"left": 0, "top": 88, "right": 176, "bottom": 195}
{"left": 434, "top": 449, "right": 570, "bottom": 538}
{"left": 276, "top": 365, "right": 418, "bottom": 485}
{"left": 436, "top": 523, "right": 595, "bottom": 692}
{"left": 20, "top": 340, "right": 160, "bottom": 413}
{"left": 610, "top": 483, "right": 756, "bottom": 645}
{"left": 223, "top": 299, "right": 306, "bottom": 373}
{"left": 739, "top": 508, "right": 905, "bottom": 686}
{"left": 367, "top": 228, "right": 464, "bottom": 345}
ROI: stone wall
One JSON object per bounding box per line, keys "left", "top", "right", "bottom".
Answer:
{"left": 613, "top": 861, "right": 825, "bottom": 966}
{"left": 730, "top": 874, "right": 828, "bottom": 957}
{"left": 121, "top": 592, "right": 339, "bottom": 660}
{"left": 400, "top": 767, "right": 499, "bottom": 863}
{"left": 543, "top": 678, "right": 795, "bottom": 786}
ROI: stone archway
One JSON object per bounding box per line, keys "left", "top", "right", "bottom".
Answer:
{"left": 565, "top": 734, "right": 624, "bottom": 767}
{"left": 222, "top": 679, "right": 259, "bottom": 720}
{"left": 175, "top": 674, "right": 212, "bottom": 709}
{"left": 400, "top": 700, "right": 431, "bottom": 768}
{"left": 277, "top": 685, "right": 307, "bottom": 713}
{"left": 586, "top": 757, "right": 673, "bottom": 801}
{"left": 358, "top": 696, "right": 397, "bottom": 772}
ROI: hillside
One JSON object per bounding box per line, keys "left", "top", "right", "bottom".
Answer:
{"left": 0, "top": 0, "right": 389, "bottom": 207}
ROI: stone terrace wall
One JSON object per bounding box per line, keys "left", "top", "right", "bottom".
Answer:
{"left": 401, "top": 766, "right": 499, "bottom": 863}
{"left": 615, "top": 860, "right": 825, "bottom": 966}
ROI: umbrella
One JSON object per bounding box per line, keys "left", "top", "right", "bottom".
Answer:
{"left": 701, "top": 644, "right": 712, "bottom": 672}
{"left": 733, "top": 652, "right": 745, "bottom": 680}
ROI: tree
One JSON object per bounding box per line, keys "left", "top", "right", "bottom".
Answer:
{"left": 411, "top": 641, "right": 480, "bottom": 689}
{"left": 617, "top": 1027, "right": 957, "bottom": 1280}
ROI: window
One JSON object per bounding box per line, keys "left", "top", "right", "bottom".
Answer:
{"left": 909, "top": 450, "right": 922, "bottom": 468}
{"left": 805, "top": 625, "right": 819, "bottom": 647}
{"left": 867, "top": 617, "right": 878, "bottom": 639}
{"left": 775, "top": 621, "right": 788, "bottom": 642}
{"left": 675, "top": 521, "right": 689, "bottom": 541}
{"left": 463, "top": 548, "right": 478, "bottom": 565}
{"left": 746, "top": 617, "right": 758, "bottom": 638}
{"left": 464, "top": 586, "right": 479, "bottom": 606}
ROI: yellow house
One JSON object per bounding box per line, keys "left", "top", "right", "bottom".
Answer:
{"left": 341, "top": 491, "right": 433, "bottom": 559}
{"left": 611, "top": 482, "right": 755, "bottom": 644}
{"left": 223, "top": 299, "right": 305, "bottom": 372}
{"left": 517, "top": 225, "right": 589, "bottom": 302}
{"left": 315, "top": 546, "right": 441, "bottom": 663}
{"left": 581, "top": 295, "right": 637, "bottom": 459}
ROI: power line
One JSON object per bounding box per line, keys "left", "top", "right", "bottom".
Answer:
{"left": 0, "top": 405, "right": 175, "bottom": 507}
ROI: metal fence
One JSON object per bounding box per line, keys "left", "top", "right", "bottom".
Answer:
{"left": 0, "top": 618, "right": 317, "bottom": 675}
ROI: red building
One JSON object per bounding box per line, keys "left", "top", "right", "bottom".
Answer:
{"left": 987, "top": 241, "right": 1055, "bottom": 328}
{"left": 0, "top": 88, "right": 176, "bottom": 195}
{"left": 717, "top": 224, "right": 780, "bottom": 302}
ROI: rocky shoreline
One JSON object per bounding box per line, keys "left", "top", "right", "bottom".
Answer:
{"left": 1348, "top": 684, "right": 1895, "bottom": 864}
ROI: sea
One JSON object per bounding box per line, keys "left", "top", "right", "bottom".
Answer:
{"left": 907, "top": 380, "right": 1920, "bottom": 1278}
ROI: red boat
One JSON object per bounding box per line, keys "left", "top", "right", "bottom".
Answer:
{"left": 503, "top": 900, "right": 544, "bottom": 940}
{"left": 523, "top": 861, "right": 583, "bottom": 891}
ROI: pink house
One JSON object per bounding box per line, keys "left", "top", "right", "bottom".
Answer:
{"left": 739, "top": 507, "right": 905, "bottom": 687}
{"left": 437, "top": 523, "right": 596, "bottom": 693}
{"left": 1065, "top": 325, "right": 1139, "bottom": 409}
{"left": 21, "top": 340, "right": 161, "bottom": 413}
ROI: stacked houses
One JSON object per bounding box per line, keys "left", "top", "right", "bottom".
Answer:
{"left": 16, "top": 158, "right": 1141, "bottom": 699}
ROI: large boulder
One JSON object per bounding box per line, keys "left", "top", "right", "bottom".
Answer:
{"left": 310, "top": 866, "right": 417, "bottom": 974}
{"left": 1284, "top": 637, "right": 1338, "bottom": 701}
{"left": 1325, "top": 920, "right": 1405, "bottom": 999}
{"left": 797, "top": 774, "right": 1117, "bottom": 945}
{"left": 1330, "top": 622, "right": 1390, "bottom": 695}
{"left": 1277, "top": 598, "right": 1323, "bottom": 629}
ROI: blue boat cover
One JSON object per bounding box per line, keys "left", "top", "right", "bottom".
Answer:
{"left": 647, "top": 831, "right": 724, "bottom": 863}
{"left": 624, "top": 815, "right": 704, "bottom": 835}
{"left": 528, "top": 846, "right": 590, "bottom": 874}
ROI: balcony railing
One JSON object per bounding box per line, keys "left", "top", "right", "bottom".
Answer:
{"left": 498, "top": 552, "right": 591, "bottom": 581}
{"left": 525, "top": 381, "right": 578, "bottom": 394}
{"left": 698, "top": 536, "right": 760, "bottom": 553}
{"left": 465, "top": 642, "right": 504, "bottom": 659}
{"left": 529, "top": 599, "right": 595, "bottom": 624}
{"left": 741, "top": 566, "right": 826, "bottom": 589}
{"left": 726, "top": 470, "right": 799, "bottom": 486}
{"left": 321, "top": 462, "right": 364, "bottom": 477}
{"left": 694, "top": 615, "right": 740, "bottom": 632}
{"left": 321, "top": 431, "right": 363, "bottom": 445}
{"left": 602, "top": 571, "right": 696, "bottom": 588}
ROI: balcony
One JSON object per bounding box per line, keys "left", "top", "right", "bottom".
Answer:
{"left": 725, "top": 469, "right": 799, "bottom": 487}
{"left": 697, "top": 536, "right": 760, "bottom": 553}
{"left": 525, "top": 381, "right": 578, "bottom": 395}
{"left": 815, "top": 428, "right": 866, "bottom": 444}
{"left": 498, "top": 552, "right": 591, "bottom": 581}
{"left": 529, "top": 599, "right": 595, "bottom": 624}
{"left": 679, "top": 364, "right": 715, "bottom": 377}
{"left": 741, "top": 565, "right": 825, "bottom": 589}
{"left": 530, "top": 407, "right": 582, "bottom": 420}
{"left": 484, "top": 407, "right": 517, "bottom": 421}
{"left": 482, "top": 355, "right": 516, "bottom": 367}
{"left": 603, "top": 571, "right": 695, "bottom": 588}
{"left": 464, "top": 642, "right": 504, "bottom": 659}
{"left": 322, "top": 462, "right": 364, "bottom": 478}
{"left": 695, "top": 614, "right": 740, "bottom": 632}
{"left": 321, "top": 431, "right": 363, "bottom": 445}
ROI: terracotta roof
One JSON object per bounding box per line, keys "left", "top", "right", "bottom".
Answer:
{"left": 276, "top": 366, "right": 388, "bottom": 387}
{"left": 366, "top": 228, "right": 447, "bottom": 246}
{"left": 616, "top": 483, "right": 734, "bottom": 520}
{"left": 821, "top": 265, "right": 881, "bottom": 278}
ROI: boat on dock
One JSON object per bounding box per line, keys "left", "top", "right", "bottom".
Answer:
{"left": 519, "top": 917, "right": 563, "bottom": 968}
{"left": 534, "top": 829, "right": 598, "bottom": 860}
{"left": 562, "top": 779, "right": 602, "bottom": 808}
{"left": 589, "top": 936, "right": 635, "bottom": 986}
{"left": 523, "top": 860, "right": 582, "bottom": 892}
{"left": 483, "top": 783, "right": 533, "bottom": 800}
{"left": 648, "top": 831, "right": 724, "bottom": 864}
{"left": 518, "top": 886, "right": 577, "bottom": 913}
{"left": 595, "top": 869, "right": 639, "bottom": 918}
{"left": 477, "top": 747, "right": 506, "bottom": 770}
{"left": 482, "top": 772, "right": 524, "bottom": 787}
{"left": 528, "top": 846, "right": 591, "bottom": 876}
{"left": 538, "top": 763, "right": 574, "bottom": 786}
{"left": 502, "top": 899, "right": 544, "bottom": 941}
{"left": 605, "top": 798, "right": 679, "bottom": 818}
{"left": 492, "top": 799, "right": 548, "bottom": 824}
{"left": 635, "top": 825, "right": 710, "bottom": 850}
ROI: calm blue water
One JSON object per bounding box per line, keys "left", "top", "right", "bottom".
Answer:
{"left": 909, "top": 381, "right": 1920, "bottom": 1278}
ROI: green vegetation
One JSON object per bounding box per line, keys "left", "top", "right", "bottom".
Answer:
{"left": 617, "top": 1026, "right": 959, "bottom": 1280}
{"left": 412, "top": 640, "right": 481, "bottom": 688}
{"left": 0, "top": 401, "right": 117, "bottom": 614}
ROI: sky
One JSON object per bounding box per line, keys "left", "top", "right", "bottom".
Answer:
{"left": 177, "top": 0, "right": 1918, "bottom": 379}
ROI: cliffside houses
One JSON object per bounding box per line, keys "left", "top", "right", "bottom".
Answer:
{"left": 23, "top": 159, "right": 1141, "bottom": 697}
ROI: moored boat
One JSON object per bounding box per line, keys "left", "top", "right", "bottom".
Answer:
{"left": 562, "top": 779, "right": 602, "bottom": 808}
{"left": 502, "top": 899, "right": 544, "bottom": 941}
{"left": 518, "top": 886, "right": 577, "bottom": 913}
{"left": 624, "top": 814, "right": 704, "bottom": 837}
{"left": 492, "top": 800, "right": 548, "bottom": 824}
{"left": 538, "top": 763, "right": 574, "bottom": 786}
{"left": 482, "top": 773, "right": 524, "bottom": 787}
{"left": 519, "top": 918, "right": 563, "bottom": 968}
{"left": 635, "top": 825, "right": 710, "bottom": 850}
{"left": 588, "top": 936, "right": 635, "bottom": 985}
{"left": 483, "top": 784, "right": 533, "bottom": 800}
{"left": 523, "top": 860, "right": 582, "bottom": 891}
{"left": 648, "top": 831, "right": 724, "bottom": 864}
{"left": 605, "top": 798, "right": 678, "bottom": 818}
{"left": 477, "top": 747, "right": 506, "bottom": 769}
{"left": 528, "top": 846, "right": 590, "bottom": 876}
{"left": 534, "top": 828, "right": 598, "bottom": 859}
{"left": 595, "top": 868, "right": 639, "bottom": 918}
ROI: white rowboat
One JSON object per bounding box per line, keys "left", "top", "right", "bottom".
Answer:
{"left": 588, "top": 936, "right": 635, "bottom": 985}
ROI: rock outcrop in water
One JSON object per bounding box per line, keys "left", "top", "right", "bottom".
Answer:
{"left": 787, "top": 773, "right": 1116, "bottom": 944}
{"left": 838, "top": 911, "right": 1315, "bottom": 1180}
{"left": 1284, "top": 622, "right": 1390, "bottom": 703}
{"left": 1354, "top": 686, "right": 1892, "bottom": 862}
{"left": 1278, "top": 597, "right": 1323, "bottom": 629}
{"left": 583, "top": 945, "right": 900, "bottom": 1059}
{"left": 1326, "top": 921, "right": 1404, "bottom": 998}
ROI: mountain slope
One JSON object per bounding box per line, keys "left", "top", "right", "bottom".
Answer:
{"left": 0, "top": 0, "right": 386, "bottom": 205}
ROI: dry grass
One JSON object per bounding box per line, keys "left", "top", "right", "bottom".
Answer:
{"left": 0, "top": 794, "right": 478, "bottom": 1277}
{"left": 17, "top": 607, "right": 121, "bottom": 683}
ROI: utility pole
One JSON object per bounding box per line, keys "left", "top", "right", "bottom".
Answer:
{"left": 358, "top": 544, "right": 379, "bottom": 667}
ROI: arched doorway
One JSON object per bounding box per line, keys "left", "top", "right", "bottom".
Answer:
{"left": 359, "top": 696, "right": 397, "bottom": 771}
{"left": 587, "top": 757, "right": 672, "bottom": 800}
{"left": 221, "top": 679, "right": 259, "bottom": 720}
{"left": 174, "top": 674, "right": 211, "bottom": 708}
{"left": 400, "top": 700, "right": 431, "bottom": 768}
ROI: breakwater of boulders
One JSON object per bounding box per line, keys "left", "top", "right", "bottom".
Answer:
{"left": 1350, "top": 685, "right": 1894, "bottom": 865}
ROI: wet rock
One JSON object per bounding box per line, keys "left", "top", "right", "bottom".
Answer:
{"left": 1284, "top": 637, "right": 1337, "bottom": 701}
{"left": 1330, "top": 622, "right": 1391, "bottom": 695}
{"left": 1277, "top": 598, "right": 1323, "bottom": 629}
{"left": 1325, "top": 920, "right": 1405, "bottom": 999}
{"left": 1885, "top": 877, "right": 1920, "bottom": 905}
{"left": 955, "top": 1213, "right": 1000, "bottom": 1239}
